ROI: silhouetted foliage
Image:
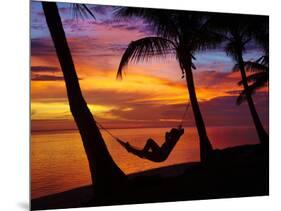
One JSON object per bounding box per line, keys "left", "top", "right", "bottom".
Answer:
{"left": 116, "top": 7, "right": 223, "bottom": 162}
{"left": 70, "top": 4, "right": 96, "bottom": 20}
{"left": 234, "top": 56, "right": 269, "bottom": 105}
{"left": 208, "top": 13, "right": 268, "bottom": 144}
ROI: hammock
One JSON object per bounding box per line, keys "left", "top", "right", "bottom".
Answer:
{"left": 116, "top": 127, "right": 184, "bottom": 162}
{"left": 95, "top": 104, "right": 190, "bottom": 162}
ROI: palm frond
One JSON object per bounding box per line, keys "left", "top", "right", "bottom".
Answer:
{"left": 236, "top": 78, "right": 268, "bottom": 105}
{"left": 232, "top": 63, "right": 240, "bottom": 72}
{"left": 115, "top": 7, "right": 179, "bottom": 41}
{"left": 117, "top": 37, "right": 175, "bottom": 79}
{"left": 236, "top": 85, "right": 257, "bottom": 105}
{"left": 237, "top": 71, "right": 268, "bottom": 85}
{"left": 236, "top": 53, "right": 269, "bottom": 105}
{"left": 70, "top": 4, "right": 95, "bottom": 20}
{"left": 234, "top": 54, "right": 268, "bottom": 75}
{"left": 191, "top": 16, "right": 224, "bottom": 52}
{"left": 244, "top": 61, "right": 268, "bottom": 72}
{"left": 236, "top": 71, "right": 268, "bottom": 105}
{"left": 251, "top": 16, "right": 269, "bottom": 55}
{"left": 194, "top": 31, "right": 223, "bottom": 52}
{"left": 236, "top": 91, "right": 248, "bottom": 105}
{"left": 225, "top": 40, "right": 245, "bottom": 62}
{"left": 255, "top": 55, "right": 268, "bottom": 64}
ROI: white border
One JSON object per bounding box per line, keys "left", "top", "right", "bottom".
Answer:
{"left": 1, "top": 0, "right": 280, "bottom": 211}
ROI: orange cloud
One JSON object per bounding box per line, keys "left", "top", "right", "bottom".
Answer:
{"left": 31, "top": 63, "right": 252, "bottom": 126}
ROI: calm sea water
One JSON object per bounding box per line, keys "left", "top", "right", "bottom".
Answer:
{"left": 31, "top": 126, "right": 259, "bottom": 199}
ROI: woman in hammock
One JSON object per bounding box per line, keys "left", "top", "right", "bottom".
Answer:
{"left": 117, "top": 126, "right": 184, "bottom": 162}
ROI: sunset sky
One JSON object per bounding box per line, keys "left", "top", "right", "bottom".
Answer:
{"left": 31, "top": 1, "right": 268, "bottom": 131}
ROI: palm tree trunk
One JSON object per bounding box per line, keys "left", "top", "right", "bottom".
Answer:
{"left": 42, "top": 2, "right": 127, "bottom": 195}
{"left": 237, "top": 53, "right": 268, "bottom": 145}
{"left": 181, "top": 56, "right": 213, "bottom": 163}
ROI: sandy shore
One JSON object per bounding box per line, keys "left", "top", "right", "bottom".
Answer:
{"left": 31, "top": 144, "right": 269, "bottom": 210}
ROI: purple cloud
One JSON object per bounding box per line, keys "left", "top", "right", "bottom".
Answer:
{"left": 31, "top": 74, "right": 65, "bottom": 81}
{"left": 31, "top": 66, "right": 60, "bottom": 73}
{"left": 31, "top": 38, "right": 55, "bottom": 56}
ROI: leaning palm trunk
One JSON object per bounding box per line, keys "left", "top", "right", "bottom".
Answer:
{"left": 237, "top": 52, "right": 268, "bottom": 145}
{"left": 179, "top": 52, "right": 213, "bottom": 162}
{"left": 185, "top": 69, "right": 213, "bottom": 162}
{"left": 42, "top": 2, "right": 127, "bottom": 195}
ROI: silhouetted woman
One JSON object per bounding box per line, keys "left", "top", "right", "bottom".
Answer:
{"left": 117, "top": 126, "right": 184, "bottom": 162}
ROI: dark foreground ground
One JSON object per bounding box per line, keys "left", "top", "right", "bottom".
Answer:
{"left": 31, "top": 144, "right": 269, "bottom": 210}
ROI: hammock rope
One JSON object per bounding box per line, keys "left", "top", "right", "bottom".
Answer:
{"left": 95, "top": 121, "right": 120, "bottom": 141}
{"left": 179, "top": 104, "right": 190, "bottom": 127}
{"left": 95, "top": 103, "right": 190, "bottom": 143}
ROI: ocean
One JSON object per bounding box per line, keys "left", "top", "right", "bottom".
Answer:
{"left": 31, "top": 126, "right": 259, "bottom": 199}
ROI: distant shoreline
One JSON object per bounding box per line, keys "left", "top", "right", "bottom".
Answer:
{"left": 31, "top": 125, "right": 262, "bottom": 134}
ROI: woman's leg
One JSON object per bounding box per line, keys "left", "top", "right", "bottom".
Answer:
{"left": 125, "top": 139, "right": 165, "bottom": 162}
{"left": 142, "top": 138, "right": 161, "bottom": 154}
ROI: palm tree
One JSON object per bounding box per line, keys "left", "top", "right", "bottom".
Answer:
{"left": 115, "top": 8, "right": 221, "bottom": 163}
{"left": 209, "top": 13, "right": 268, "bottom": 145}
{"left": 41, "top": 2, "right": 127, "bottom": 196}
{"left": 236, "top": 17, "right": 269, "bottom": 105}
